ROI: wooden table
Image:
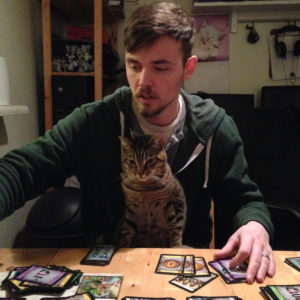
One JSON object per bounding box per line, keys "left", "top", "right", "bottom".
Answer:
{"left": 0, "top": 248, "right": 299, "bottom": 300}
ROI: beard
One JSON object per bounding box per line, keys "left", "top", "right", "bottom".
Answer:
{"left": 132, "top": 87, "right": 176, "bottom": 119}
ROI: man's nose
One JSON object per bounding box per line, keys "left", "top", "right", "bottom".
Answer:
{"left": 139, "top": 68, "right": 152, "bottom": 87}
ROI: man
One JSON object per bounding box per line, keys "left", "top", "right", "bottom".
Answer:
{"left": 0, "top": 2, "right": 275, "bottom": 283}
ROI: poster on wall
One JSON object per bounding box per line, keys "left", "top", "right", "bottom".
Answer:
{"left": 193, "top": 14, "right": 230, "bottom": 62}
{"left": 183, "top": 61, "right": 230, "bottom": 94}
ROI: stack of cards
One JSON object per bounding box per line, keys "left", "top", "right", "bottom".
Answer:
{"left": 208, "top": 258, "right": 247, "bottom": 284}
{"left": 284, "top": 257, "right": 300, "bottom": 271}
{"left": 80, "top": 245, "right": 116, "bottom": 266}
{"left": 1, "top": 265, "right": 82, "bottom": 296}
{"left": 155, "top": 254, "right": 217, "bottom": 293}
{"left": 76, "top": 274, "right": 123, "bottom": 300}
{"left": 260, "top": 284, "right": 300, "bottom": 300}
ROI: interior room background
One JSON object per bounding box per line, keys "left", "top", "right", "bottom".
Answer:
{"left": 0, "top": 0, "right": 299, "bottom": 247}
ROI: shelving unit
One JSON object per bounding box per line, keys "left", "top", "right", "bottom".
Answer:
{"left": 42, "top": 0, "right": 124, "bottom": 131}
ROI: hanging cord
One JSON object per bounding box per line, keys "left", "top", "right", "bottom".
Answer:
{"left": 280, "top": 58, "right": 290, "bottom": 85}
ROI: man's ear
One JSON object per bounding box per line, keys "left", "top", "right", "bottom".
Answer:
{"left": 184, "top": 55, "right": 198, "bottom": 80}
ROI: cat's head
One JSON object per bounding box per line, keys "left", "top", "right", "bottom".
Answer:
{"left": 119, "top": 134, "right": 168, "bottom": 182}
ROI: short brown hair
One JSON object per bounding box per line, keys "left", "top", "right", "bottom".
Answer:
{"left": 124, "top": 2, "right": 195, "bottom": 63}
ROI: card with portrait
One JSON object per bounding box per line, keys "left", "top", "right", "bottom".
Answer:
{"left": 80, "top": 245, "right": 116, "bottom": 266}
{"left": 76, "top": 274, "right": 123, "bottom": 300}
{"left": 155, "top": 254, "right": 185, "bottom": 275}
{"left": 194, "top": 257, "right": 210, "bottom": 276}
{"left": 169, "top": 273, "right": 217, "bottom": 293}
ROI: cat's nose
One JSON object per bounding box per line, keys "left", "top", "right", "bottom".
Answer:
{"left": 137, "top": 170, "right": 146, "bottom": 179}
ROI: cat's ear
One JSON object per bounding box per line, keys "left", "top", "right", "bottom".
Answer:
{"left": 119, "top": 136, "right": 132, "bottom": 151}
{"left": 151, "top": 134, "right": 165, "bottom": 149}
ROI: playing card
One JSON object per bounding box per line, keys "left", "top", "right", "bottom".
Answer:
{"left": 0, "top": 297, "right": 26, "bottom": 300}
{"left": 80, "top": 245, "right": 116, "bottom": 266}
{"left": 194, "top": 257, "right": 210, "bottom": 276}
{"left": 208, "top": 258, "right": 247, "bottom": 284}
{"left": 261, "top": 284, "right": 300, "bottom": 300}
{"left": 40, "top": 292, "right": 94, "bottom": 300}
{"left": 260, "top": 286, "right": 273, "bottom": 300}
{"left": 1, "top": 265, "right": 82, "bottom": 296}
{"left": 182, "top": 255, "right": 195, "bottom": 276}
{"left": 15, "top": 265, "right": 67, "bottom": 286}
{"left": 122, "top": 298, "right": 175, "bottom": 300}
{"left": 169, "top": 273, "right": 217, "bottom": 293}
{"left": 284, "top": 257, "right": 300, "bottom": 271}
{"left": 76, "top": 274, "right": 123, "bottom": 299}
{"left": 155, "top": 254, "right": 185, "bottom": 275}
{"left": 47, "top": 265, "right": 83, "bottom": 286}
{"left": 187, "top": 297, "right": 243, "bottom": 300}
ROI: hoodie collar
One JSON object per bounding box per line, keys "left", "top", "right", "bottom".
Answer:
{"left": 180, "top": 89, "right": 225, "bottom": 145}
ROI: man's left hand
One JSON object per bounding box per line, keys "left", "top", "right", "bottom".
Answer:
{"left": 214, "top": 221, "right": 276, "bottom": 284}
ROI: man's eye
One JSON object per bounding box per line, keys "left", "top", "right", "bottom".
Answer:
{"left": 155, "top": 67, "right": 167, "bottom": 71}
{"left": 129, "top": 64, "right": 139, "bottom": 71}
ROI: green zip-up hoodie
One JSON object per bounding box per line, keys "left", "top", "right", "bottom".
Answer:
{"left": 0, "top": 86, "right": 273, "bottom": 247}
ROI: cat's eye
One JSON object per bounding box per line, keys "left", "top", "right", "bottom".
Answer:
{"left": 146, "top": 158, "right": 155, "bottom": 165}
{"left": 126, "top": 159, "right": 136, "bottom": 166}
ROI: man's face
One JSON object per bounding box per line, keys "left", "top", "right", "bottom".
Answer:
{"left": 125, "top": 36, "right": 193, "bottom": 126}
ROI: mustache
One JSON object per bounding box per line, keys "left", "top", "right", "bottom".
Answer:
{"left": 135, "top": 87, "right": 157, "bottom": 99}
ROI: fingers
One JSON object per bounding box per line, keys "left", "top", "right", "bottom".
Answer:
{"left": 214, "top": 234, "right": 239, "bottom": 260}
{"left": 244, "top": 243, "right": 264, "bottom": 283}
{"left": 229, "top": 235, "right": 252, "bottom": 268}
{"left": 214, "top": 222, "right": 276, "bottom": 284}
{"left": 267, "top": 253, "right": 276, "bottom": 278}
{"left": 246, "top": 247, "right": 276, "bottom": 283}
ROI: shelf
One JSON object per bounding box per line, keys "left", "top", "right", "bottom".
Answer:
{"left": 192, "top": 0, "right": 300, "bottom": 13}
{"left": 0, "top": 105, "right": 29, "bottom": 116}
{"left": 50, "top": 0, "right": 124, "bottom": 23}
{"left": 52, "top": 71, "right": 94, "bottom": 76}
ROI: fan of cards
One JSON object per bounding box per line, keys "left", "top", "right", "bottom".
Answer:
{"left": 155, "top": 254, "right": 217, "bottom": 293}
{"left": 1, "top": 264, "right": 82, "bottom": 296}
{"left": 155, "top": 254, "right": 248, "bottom": 292}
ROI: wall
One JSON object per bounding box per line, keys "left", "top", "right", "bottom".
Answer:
{"left": 0, "top": 0, "right": 42, "bottom": 247}
{"left": 122, "top": 0, "right": 300, "bottom": 105}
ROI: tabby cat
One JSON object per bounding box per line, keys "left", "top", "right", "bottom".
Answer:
{"left": 118, "top": 134, "right": 186, "bottom": 248}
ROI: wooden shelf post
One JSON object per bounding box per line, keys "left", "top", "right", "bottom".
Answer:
{"left": 94, "top": 0, "right": 103, "bottom": 100}
{"left": 42, "top": 0, "right": 53, "bottom": 131}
